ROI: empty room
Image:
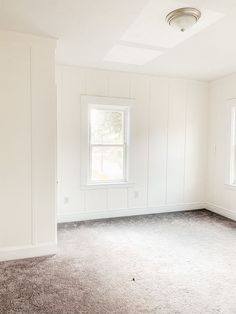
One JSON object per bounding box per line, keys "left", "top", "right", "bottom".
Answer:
{"left": 0, "top": 0, "right": 236, "bottom": 313}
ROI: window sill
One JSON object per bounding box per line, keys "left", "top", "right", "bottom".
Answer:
{"left": 224, "top": 183, "right": 236, "bottom": 191}
{"left": 81, "top": 182, "right": 135, "bottom": 190}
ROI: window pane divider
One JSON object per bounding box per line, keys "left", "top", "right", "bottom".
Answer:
{"left": 90, "top": 144, "right": 125, "bottom": 147}
{"left": 80, "top": 96, "right": 132, "bottom": 186}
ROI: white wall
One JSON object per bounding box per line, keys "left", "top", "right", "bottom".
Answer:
{"left": 57, "top": 65, "right": 208, "bottom": 222}
{"left": 0, "top": 31, "right": 57, "bottom": 261}
{"left": 0, "top": 30, "right": 234, "bottom": 262}
{"left": 207, "top": 73, "right": 236, "bottom": 220}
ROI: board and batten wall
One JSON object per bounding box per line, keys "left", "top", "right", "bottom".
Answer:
{"left": 0, "top": 31, "right": 57, "bottom": 261}
{"left": 207, "top": 73, "right": 236, "bottom": 220}
{"left": 57, "top": 65, "right": 208, "bottom": 222}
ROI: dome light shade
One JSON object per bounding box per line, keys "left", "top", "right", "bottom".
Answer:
{"left": 166, "top": 8, "right": 201, "bottom": 32}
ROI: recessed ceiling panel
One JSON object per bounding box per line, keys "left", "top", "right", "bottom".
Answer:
{"left": 0, "top": 0, "right": 236, "bottom": 79}
{"left": 121, "top": 0, "right": 224, "bottom": 48}
{"left": 104, "top": 45, "right": 162, "bottom": 65}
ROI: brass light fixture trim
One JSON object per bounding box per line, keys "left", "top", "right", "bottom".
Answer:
{"left": 166, "top": 7, "right": 201, "bottom": 32}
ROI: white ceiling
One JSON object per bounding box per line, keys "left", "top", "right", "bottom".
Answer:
{"left": 0, "top": 0, "right": 236, "bottom": 80}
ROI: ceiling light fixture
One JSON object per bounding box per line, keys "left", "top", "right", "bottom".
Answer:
{"left": 166, "top": 7, "right": 201, "bottom": 32}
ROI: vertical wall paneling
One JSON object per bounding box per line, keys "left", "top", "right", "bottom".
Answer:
{"left": 56, "top": 66, "right": 63, "bottom": 219}
{"left": 184, "top": 81, "right": 208, "bottom": 203}
{"left": 128, "top": 75, "right": 149, "bottom": 209}
{"left": 31, "top": 44, "right": 57, "bottom": 244}
{"left": 85, "top": 189, "right": 107, "bottom": 212}
{"left": 59, "top": 66, "right": 86, "bottom": 215}
{"left": 207, "top": 74, "right": 236, "bottom": 220}
{"left": 166, "top": 79, "right": 187, "bottom": 204}
{"left": 107, "top": 188, "right": 128, "bottom": 210}
{"left": 148, "top": 77, "right": 169, "bottom": 206}
{"left": 0, "top": 31, "right": 57, "bottom": 261}
{"left": 0, "top": 44, "right": 31, "bottom": 247}
{"left": 108, "top": 72, "right": 130, "bottom": 98}
{"left": 57, "top": 66, "right": 208, "bottom": 222}
{"left": 85, "top": 69, "right": 109, "bottom": 96}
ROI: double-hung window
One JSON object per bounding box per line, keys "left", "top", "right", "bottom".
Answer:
{"left": 229, "top": 101, "right": 236, "bottom": 186}
{"left": 81, "top": 96, "right": 133, "bottom": 187}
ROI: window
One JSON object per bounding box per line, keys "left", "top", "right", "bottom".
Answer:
{"left": 81, "top": 96, "right": 133, "bottom": 188}
{"left": 229, "top": 103, "right": 236, "bottom": 186}
{"left": 89, "top": 107, "right": 127, "bottom": 183}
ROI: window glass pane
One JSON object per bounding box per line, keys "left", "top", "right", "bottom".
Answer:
{"left": 233, "top": 107, "right": 236, "bottom": 184}
{"left": 234, "top": 144, "right": 236, "bottom": 184}
{"left": 90, "top": 109, "right": 124, "bottom": 144}
{"left": 91, "top": 146, "right": 124, "bottom": 181}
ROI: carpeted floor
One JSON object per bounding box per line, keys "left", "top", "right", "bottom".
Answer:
{"left": 0, "top": 210, "right": 236, "bottom": 314}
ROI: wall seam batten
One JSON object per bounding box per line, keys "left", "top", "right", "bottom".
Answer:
{"left": 165, "top": 79, "right": 171, "bottom": 204}
{"left": 183, "top": 81, "right": 188, "bottom": 203}
{"left": 30, "top": 46, "right": 37, "bottom": 246}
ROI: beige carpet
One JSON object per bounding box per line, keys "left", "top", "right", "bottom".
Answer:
{"left": 0, "top": 210, "right": 236, "bottom": 314}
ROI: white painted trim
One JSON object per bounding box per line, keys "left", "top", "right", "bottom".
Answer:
{"left": 224, "top": 183, "right": 236, "bottom": 191}
{"left": 81, "top": 95, "right": 135, "bottom": 105}
{"left": 206, "top": 202, "right": 236, "bottom": 221}
{"left": 2, "top": 204, "right": 234, "bottom": 263}
{"left": 227, "top": 100, "right": 236, "bottom": 186}
{"left": 81, "top": 182, "right": 134, "bottom": 190}
{"left": 80, "top": 95, "right": 134, "bottom": 187}
{"left": 0, "top": 30, "right": 57, "bottom": 47}
{"left": 57, "top": 202, "right": 206, "bottom": 223}
{"left": 0, "top": 242, "right": 57, "bottom": 262}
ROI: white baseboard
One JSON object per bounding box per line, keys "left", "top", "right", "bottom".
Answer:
{"left": 57, "top": 202, "right": 206, "bottom": 223}
{"left": 0, "top": 242, "right": 57, "bottom": 262}
{"left": 2, "top": 202, "right": 234, "bottom": 263}
{"left": 206, "top": 202, "right": 236, "bottom": 221}
{"left": 2, "top": 203, "right": 234, "bottom": 263}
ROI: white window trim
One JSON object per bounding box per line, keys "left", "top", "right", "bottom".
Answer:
{"left": 80, "top": 95, "right": 134, "bottom": 189}
{"left": 225, "top": 98, "right": 236, "bottom": 189}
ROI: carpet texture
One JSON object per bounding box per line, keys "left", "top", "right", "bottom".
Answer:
{"left": 0, "top": 210, "right": 236, "bottom": 314}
